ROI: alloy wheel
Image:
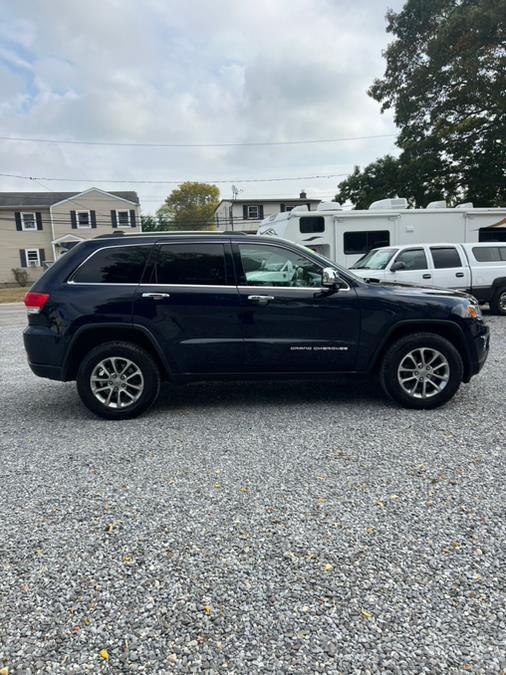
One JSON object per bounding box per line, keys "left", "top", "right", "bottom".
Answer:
{"left": 397, "top": 348, "right": 450, "bottom": 399}
{"left": 90, "top": 357, "right": 144, "bottom": 409}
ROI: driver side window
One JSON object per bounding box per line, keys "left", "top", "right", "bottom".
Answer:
{"left": 238, "top": 244, "right": 323, "bottom": 287}
{"left": 394, "top": 248, "right": 428, "bottom": 271}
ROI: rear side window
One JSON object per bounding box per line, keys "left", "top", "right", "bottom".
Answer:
{"left": 72, "top": 245, "right": 149, "bottom": 283}
{"left": 153, "top": 243, "right": 227, "bottom": 285}
{"left": 472, "top": 246, "right": 501, "bottom": 262}
{"left": 430, "top": 247, "right": 462, "bottom": 269}
{"left": 299, "top": 216, "right": 325, "bottom": 234}
{"left": 343, "top": 230, "right": 390, "bottom": 255}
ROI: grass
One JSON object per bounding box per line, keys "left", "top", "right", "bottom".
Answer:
{"left": 0, "top": 287, "right": 27, "bottom": 303}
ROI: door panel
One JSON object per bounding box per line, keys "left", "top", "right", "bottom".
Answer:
{"left": 429, "top": 246, "right": 470, "bottom": 289}
{"left": 132, "top": 242, "right": 243, "bottom": 373}
{"left": 234, "top": 242, "right": 360, "bottom": 372}
{"left": 389, "top": 247, "right": 432, "bottom": 286}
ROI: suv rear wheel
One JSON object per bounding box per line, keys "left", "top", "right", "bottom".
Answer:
{"left": 76, "top": 341, "right": 161, "bottom": 419}
{"left": 380, "top": 333, "right": 463, "bottom": 409}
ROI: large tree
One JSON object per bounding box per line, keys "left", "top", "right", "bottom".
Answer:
{"left": 158, "top": 182, "right": 220, "bottom": 230}
{"left": 368, "top": 0, "right": 506, "bottom": 207}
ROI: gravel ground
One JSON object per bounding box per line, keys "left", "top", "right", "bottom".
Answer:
{"left": 0, "top": 316, "right": 505, "bottom": 674}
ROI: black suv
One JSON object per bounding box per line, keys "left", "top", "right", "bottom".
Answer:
{"left": 23, "top": 233, "right": 490, "bottom": 419}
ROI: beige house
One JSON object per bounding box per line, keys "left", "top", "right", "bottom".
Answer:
{"left": 0, "top": 188, "right": 141, "bottom": 285}
{"left": 214, "top": 191, "right": 321, "bottom": 232}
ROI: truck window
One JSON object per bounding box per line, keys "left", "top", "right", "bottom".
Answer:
{"left": 351, "top": 248, "right": 398, "bottom": 270}
{"left": 472, "top": 247, "right": 501, "bottom": 262}
{"left": 299, "top": 216, "right": 324, "bottom": 234}
{"left": 343, "top": 231, "right": 390, "bottom": 255}
{"left": 430, "top": 247, "right": 462, "bottom": 269}
{"left": 394, "top": 248, "right": 428, "bottom": 270}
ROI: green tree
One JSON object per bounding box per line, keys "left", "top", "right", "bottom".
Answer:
{"left": 140, "top": 213, "right": 172, "bottom": 232}
{"left": 368, "top": 0, "right": 506, "bottom": 206}
{"left": 158, "top": 182, "right": 220, "bottom": 230}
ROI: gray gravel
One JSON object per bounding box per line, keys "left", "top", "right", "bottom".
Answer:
{"left": 0, "top": 315, "right": 505, "bottom": 674}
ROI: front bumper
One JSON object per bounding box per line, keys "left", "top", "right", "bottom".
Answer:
{"left": 464, "top": 321, "right": 490, "bottom": 381}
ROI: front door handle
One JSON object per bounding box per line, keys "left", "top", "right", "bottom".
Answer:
{"left": 456, "top": 272, "right": 464, "bottom": 278}
{"left": 422, "top": 274, "right": 432, "bottom": 279}
{"left": 141, "top": 292, "right": 171, "bottom": 299}
{"left": 248, "top": 295, "right": 275, "bottom": 305}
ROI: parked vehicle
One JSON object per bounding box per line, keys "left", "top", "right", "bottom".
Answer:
{"left": 23, "top": 232, "right": 489, "bottom": 419}
{"left": 350, "top": 242, "right": 506, "bottom": 315}
{"left": 257, "top": 197, "right": 506, "bottom": 268}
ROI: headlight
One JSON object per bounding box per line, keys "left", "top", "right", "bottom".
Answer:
{"left": 467, "top": 303, "right": 482, "bottom": 319}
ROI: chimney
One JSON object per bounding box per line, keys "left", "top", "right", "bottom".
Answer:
{"left": 299, "top": 190, "right": 307, "bottom": 199}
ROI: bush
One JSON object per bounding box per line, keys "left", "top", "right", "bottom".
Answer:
{"left": 12, "top": 267, "right": 29, "bottom": 287}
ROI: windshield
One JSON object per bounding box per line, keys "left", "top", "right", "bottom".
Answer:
{"left": 351, "top": 248, "right": 398, "bottom": 270}
{"left": 299, "top": 243, "right": 365, "bottom": 284}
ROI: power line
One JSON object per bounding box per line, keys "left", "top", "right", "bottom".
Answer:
{"left": 0, "top": 132, "right": 397, "bottom": 148}
{"left": 0, "top": 171, "right": 350, "bottom": 185}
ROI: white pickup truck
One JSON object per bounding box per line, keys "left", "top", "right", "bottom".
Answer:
{"left": 351, "top": 242, "right": 506, "bottom": 315}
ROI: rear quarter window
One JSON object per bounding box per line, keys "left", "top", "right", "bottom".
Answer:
{"left": 472, "top": 246, "right": 501, "bottom": 262}
{"left": 71, "top": 245, "right": 150, "bottom": 283}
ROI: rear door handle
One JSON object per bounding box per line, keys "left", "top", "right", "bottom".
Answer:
{"left": 141, "top": 292, "right": 171, "bottom": 299}
{"left": 248, "top": 295, "right": 275, "bottom": 305}
{"left": 456, "top": 272, "right": 464, "bottom": 278}
{"left": 422, "top": 274, "right": 432, "bottom": 279}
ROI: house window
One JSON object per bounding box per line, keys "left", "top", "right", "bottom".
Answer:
{"left": 21, "top": 213, "right": 37, "bottom": 231}
{"left": 116, "top": 210, "right": 131, "bottom": 227}
{"left": 247, "top": 205, "right": 259, "bottom": 219}
{"left": 26, "top": 249, "right": 41, "bottom": 267}
{"left": 77, "top": 211, "right": 91, "bottom": 228}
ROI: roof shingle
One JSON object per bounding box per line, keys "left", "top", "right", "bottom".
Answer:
{"left": 0, "top": 190, "right": 139, "bottom": 208}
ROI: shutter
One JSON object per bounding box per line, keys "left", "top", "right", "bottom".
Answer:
{"left": 111, "top": 210, "right": 118, "bottom": 228}
{"left": 15, "top": 212, "right": 22, "bottom": 231}
{"left": 280, "top": 204, "right": 285, "bottom": 212}
{"left": 36, "top": 212, "right": 43, "bottom": 230}
{"left": 129, "top": 210, "right": 137, "bottom": 228}
{"left": 39, "top": 248, "right": 46, "bottom": 264}
{"left": 90, "top": 210, "right": 97, "bottom": 228}
{"left": 243, "top": 205, "right": 248, "bottom": 220}
{"left": 19, "top": 250, "right": 27, "bottom": 267}
{"left": 70, "top": 210, "right": 77, "bottom": 229}
{"left": 258, "top": 205, "right": 264, "bottom": 220}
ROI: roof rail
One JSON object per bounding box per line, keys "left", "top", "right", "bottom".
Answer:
{"left": 95, "top": 231, "right": 125, "bottom": 238}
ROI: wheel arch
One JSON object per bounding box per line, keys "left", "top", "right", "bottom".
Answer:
{"left": 369, "top": 320, "right": 471, "bottom": 382}
{"left": 63, "top": 323, "right": 174, "bottom": 381}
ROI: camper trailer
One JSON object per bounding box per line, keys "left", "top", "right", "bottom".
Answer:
{"left": 256, "top": 198, "right": 506, "bottom": 267}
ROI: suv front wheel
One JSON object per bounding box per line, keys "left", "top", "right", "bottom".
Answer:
{"left": 76, "top": 341, "right": 161, "bottom": 420}
{"left": 380, "top": 333, "right": 464, "bottom": 409}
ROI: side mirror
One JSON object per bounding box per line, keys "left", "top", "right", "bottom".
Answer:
{"left": 391, "top": 261, "right": 406, "bottom": 272}
{"left": 322, "top": 267, "right": 342, "bottom": 287}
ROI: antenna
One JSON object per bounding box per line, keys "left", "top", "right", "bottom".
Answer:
{"left": 231, "top": 185, "right": 242, "bottom": 200}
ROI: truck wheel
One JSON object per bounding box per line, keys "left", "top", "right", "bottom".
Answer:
{"left": 490, "top": 287, "right": 506, "bottom": 315}
{"left": 380, "top": 333, "right": 463, "bottom": 409}
{"left": 76, "top": 341, "right": 160, "bottom": 420}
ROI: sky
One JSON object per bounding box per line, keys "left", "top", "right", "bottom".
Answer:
{"left": 0, "top": 0, "right": 404, "bottom": 213}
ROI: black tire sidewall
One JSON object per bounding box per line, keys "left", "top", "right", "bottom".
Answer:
{"left": 76, "top": 342, "right": 160, "bottom": 419}
{"left": 491, "top": 288, "right": 506, "bottom": 316}
{"left": 381, "top": 333, "right": 463, "bottom": 409}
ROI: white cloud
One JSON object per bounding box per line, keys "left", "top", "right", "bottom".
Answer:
{"left": 0, "top": 0, "right": 404, "bottom": 211}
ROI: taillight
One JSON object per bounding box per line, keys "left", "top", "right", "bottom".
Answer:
{"left": 24, "top": 292, "right": 50, "bottom": 314}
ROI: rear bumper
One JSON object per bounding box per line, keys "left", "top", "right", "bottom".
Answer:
{"left": 28, "top": 362, "right": 65, "bottom": 380}
{"left": 23, "top": 327, "right": 67, "bottom": 381}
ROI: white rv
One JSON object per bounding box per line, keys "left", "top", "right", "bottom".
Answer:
{"left": 256, "top": 198, "right": 506, "bottom": 268}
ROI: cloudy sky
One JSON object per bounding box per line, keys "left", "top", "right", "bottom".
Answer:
{"left": 0, "top": 0, "right": 404, "bottom": 212}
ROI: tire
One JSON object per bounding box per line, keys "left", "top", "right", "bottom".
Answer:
{"left": 76, "top": 341, "right": 161, "bottom": 420}
{"left": 380, "top": 332, "right": 464, "bottom": 409}
{"left": 490, "top": 287, "right": 506, "bottom": 316}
